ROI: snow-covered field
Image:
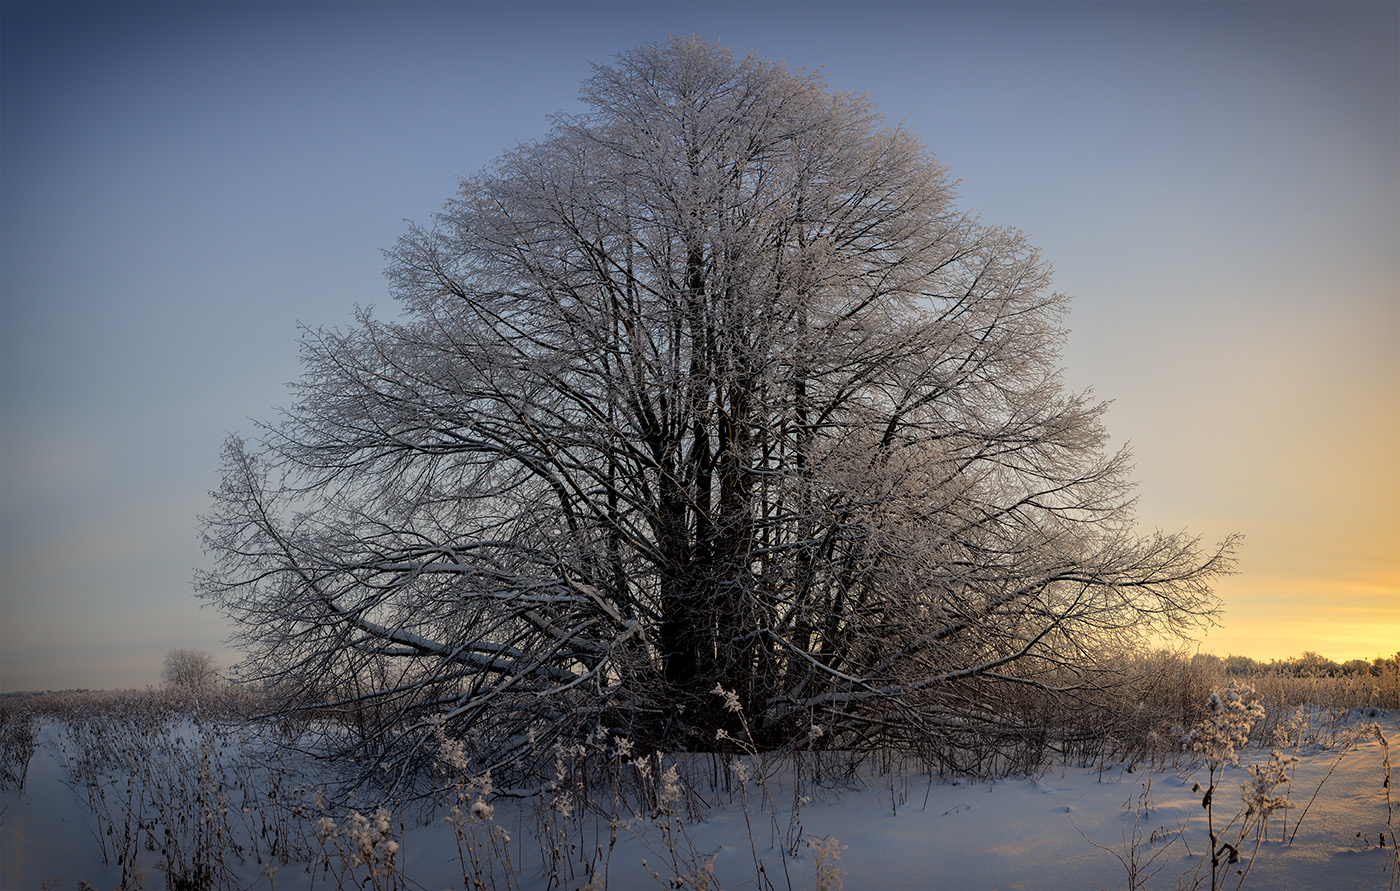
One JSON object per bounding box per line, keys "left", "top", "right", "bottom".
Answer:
{"left": 2, "top": 703, "right": 1396, "bottom": 890}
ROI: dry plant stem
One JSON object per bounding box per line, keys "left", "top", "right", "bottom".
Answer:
{"left": 312, "top": 805, "right": 403, "bottom": 891}
{"left": 1227, "top": 748, "right": 1297, "bottom": 891}
{"left": 1286, "top": 738, "right": 1358, "bottom": 846}
{"left": 1185, "top": 681, "right": 1268, "bottom": 891}
{"left": 1175, "top": 682, "right": 1319, "bottom": 891}
{"left": 1073, "top": 814, "right": 1175, "bottom": 891}
{"left": 22, "top": 682, "right": 1397, "bottom": 891}
{"left": 49, "top": 690, "right": 321, "bottom": 891}
{"left": 591, "top": 734, "right": 629, "bottom": 891}
{"left": 1370, "top": 725, "right": 1398, "bottom": 891}
{"left": 0, "top": 706, "right": 37, "bottom": 792}
{"left": 714, "top": 686, "right": 793, "bottom": 891}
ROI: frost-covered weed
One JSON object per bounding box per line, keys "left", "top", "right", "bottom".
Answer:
{"left": 807, "top": 836, "right": 846, "bottom": 891}
{"left": 1183, "top": 681, "right": 1267, "bottom": 890}
{"left": 1187, "top": 682, "right": 1266, "bottom": 773}
{"left": 1242, "top": 750, "right": 1297, "bottom": 828}
{"left": 26, "top": 681, "right": 1395, "bottom": 890}
{"left": 637, "top": 754, "right": 714, "bottom": 891}
{"left": 1372, "top": 725, "right": 1399, "bottom": 891}
{"left": 1272, "top": 705, "right": 1314, "bottom": 750}
{"left": 1181, "top": 682, "right": 1304, "bottom": 890}
{"left": 714, "top": 684, "right": 797, "bottom": 886}
{"left": 430, "top": 715, "right": 517, "bottom": 891}
{"left": 30, "top": 688, "right": 320, "bottom": 890}
{"left": 312, "top": 805, "right": 401, "bottom": 891}
{"left": 0, "top": 700, "right": 37, "bottom": 792}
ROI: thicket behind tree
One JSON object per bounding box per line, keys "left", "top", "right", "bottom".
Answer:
{"left": 198, "top": 38, "right": 1235, "bottom": 783}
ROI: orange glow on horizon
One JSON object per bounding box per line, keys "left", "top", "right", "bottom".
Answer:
{"left": 1193, "top": 573, "right": 1400, "bottom": 664}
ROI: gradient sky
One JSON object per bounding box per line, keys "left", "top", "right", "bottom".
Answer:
{"left": 2, "top": 1, "right": 1396, "bottom": 692}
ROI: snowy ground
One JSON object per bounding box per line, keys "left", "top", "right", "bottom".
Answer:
{"left": 3, "top": 709, "right": 1396, "bottom": 890}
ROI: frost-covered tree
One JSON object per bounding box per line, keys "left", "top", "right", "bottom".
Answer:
{"left": 198, "top": 38, "right": 1235, "bottom": 781}
{"left": 162, "top": 648, "right": 218, "bottom": 692}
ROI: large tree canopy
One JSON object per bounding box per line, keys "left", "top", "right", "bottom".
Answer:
{"left": 199, "top": 38, "right": 1234, "bottom": 781}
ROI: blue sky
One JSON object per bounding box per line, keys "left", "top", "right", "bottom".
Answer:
{"left": 2, "top": 1, "right": 1396, "bottom": 691}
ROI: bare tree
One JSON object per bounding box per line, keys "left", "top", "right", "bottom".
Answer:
{"left": 198, "top": 38, "right": 1235, "bottom": 782}
{"left": 162, "top": 648, "right": 218, "bottom": 692}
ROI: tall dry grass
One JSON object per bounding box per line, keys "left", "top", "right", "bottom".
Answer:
{"left": 4, "top": 651, "right": 1395, "bottom": 890}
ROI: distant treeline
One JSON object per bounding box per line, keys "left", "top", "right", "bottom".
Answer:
{"left": 1194, "top": 650, "right": 1400, "bottom": 678}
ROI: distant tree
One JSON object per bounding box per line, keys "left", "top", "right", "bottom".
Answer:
{"left": 1222, "top": 654, "right": 1260, "bottom": 676}
{"left": 198, "top": 38, "right": 1235, "bottom": 781}
{"left": 1340, "top": 659, "right": 1371, "bottom": 676}
{"left": 1192, "top": 653, "right": 1226, "bottom": 673}
{"left": 1292, "top": 651, "right": 1340, "bottom": 677}
{"left": 162, "top": 648, "right": 218, "bottom": 691}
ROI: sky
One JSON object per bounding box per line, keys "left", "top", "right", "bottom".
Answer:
{"left": 1, "top": 1, "right": 1396, "bottom": 692}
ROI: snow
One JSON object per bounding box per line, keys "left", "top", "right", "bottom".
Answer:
{"left": 3, "top": 710, "right": 1397, "bottom": 890}
{"left": 1, "top": 722, "right": 113, "bottom": 888}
